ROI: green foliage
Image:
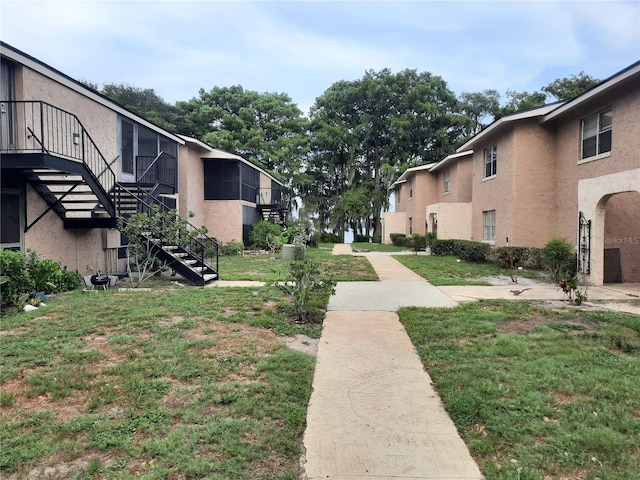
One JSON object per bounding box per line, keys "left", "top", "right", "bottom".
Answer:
{"left": 431, "top": 239, "right": 491, "bottom": 263}
{"left": 410, "top": 234, "right": 426, "bottom": 250}
{"left": 220, "top": 240, "right": 245, "bottom": 256}
{"left": 493, "top": 246, "right": 531, "bottom": 270}
{"left": 270, "top": 260, "right": 336, "bottom": 324}
{"left": 372, "top": 233, "right": 382, "bottom": 244}
{"left": 426, "top": 231, "right": 437, "bottom": 247}
{"left": 0, "top": 249, "right": 81, "bottom": 308}
{"left": 249, "top": 220, "right": 285, "bottom": 250}
{"left": 390, "top": 233, "right": 407, "bottom": 246}
{"left": 542, "top": 71, "right": 601, "bottom": 101}
{"left": 354, "top": 234, "right": 369, "bottom": 243}
{"left": 1, "top": 249, "right": 35, "bottom": 308}
{"left": 317, "top": 232, "right": 341, "bottom": 243}
{"left": 543, "top": 237, "right": 576, "bottom": 283}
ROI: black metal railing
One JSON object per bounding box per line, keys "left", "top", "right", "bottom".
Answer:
{"left": 0, "top": 100, "right": 116, "bottom": 203}
{"left": 256, "top": 187, "right": 289, "bottom": 207}
{"left": 116, "top": 183, "right": 220, "bottom": 281}
{"left": 136, "top": 152, "right": 177, "bottom": 191}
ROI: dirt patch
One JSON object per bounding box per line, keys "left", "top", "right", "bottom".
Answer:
{"left": 282, "top": 334, "right": 319, "bottom": 357}
{"left": 496, "top": 313, "right": 596, "bottom": 335}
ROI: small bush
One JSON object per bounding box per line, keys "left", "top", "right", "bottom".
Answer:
{"left": 354, "top": 234, "right": 369, "bottom": 243}
{"left": 249, "top": 221, "right": 285, "bottom": 250}
{"left": 543, "top": 237, "right": 576, "bottom": 283}
{"left": 317, "top": 232, "right": 342, "bottom": 243}
{"left": 1, "top": 249, "right": 35, "bottom": 307}
{"left": 525, "top": 247, "right": 545, "bottom": 270}
{"left": 431, "top": 239, "right": 491, "bottom": 263}
{"left": 426, "top": 232, "right": 437, "bottom": 247}
{"left": 493, "top": 246, "right": 531, "bottom": 270}
{"left": 220, "top": 240, "right": 244, "bottom": 256}
{"left": 270, "top": 260, "right": 336, "bottom": 323}
{"left": 410, "top": 234, "right": 426, "bottom": 250}
{"left": 390, "top": 233, "right": 406, "bottom": 247}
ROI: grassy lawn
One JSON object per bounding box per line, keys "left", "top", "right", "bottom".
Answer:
{"left": 399, "top": 301, "right": 640, "bottom": 480}
{"left": 394, "top": 254, "right": 544, "bottom": 286}
{"left": 350, "top": 242, "right": 411, "bottom": 253}
{"left": 0, "top": 286, "right": 320, "bottom": 479}
{"left": 219, "top": 245, "right": 378, "bottom": 282}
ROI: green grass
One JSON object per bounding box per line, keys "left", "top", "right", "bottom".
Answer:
{"left": 350, "top": 242, "right": 411, "bottom": 252}
{"left": 0, "top": 286, "right": 318, "bottom": 479}
{"left": 394, "top": 254, "right": 544, "bottom": 285}
{"left": 219, "top": 245, "right": 378, "bottom": 282}
{"left": 399, "top": 301, "right": 640, "bottom": 480}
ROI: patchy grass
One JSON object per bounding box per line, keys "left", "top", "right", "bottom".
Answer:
{"left": 399, "top": 300, "right": 640, "bottom": 480}
{"left": 219, "top": 246, "right": 377, "bottom": 282}
{"left": 0, "top": 286, "right": 319, "bottom": 479}
{"left": 394, "top": 255, "right": 543, "bottom": 286}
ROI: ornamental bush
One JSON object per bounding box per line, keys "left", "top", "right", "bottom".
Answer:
{"left": 431, "top": 239, "right": 491, "bottom": 263}
{"left": 249, "top": 220, "right": 285, "bottom": 250}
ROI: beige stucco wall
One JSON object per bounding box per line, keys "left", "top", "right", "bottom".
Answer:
{"left": 426, "top": 203, "right": 472, "bottom": 240}
{"left": 18, "top": 65, "right": 119, "bottom": 165}
{"left": 381, "top": 211, "right": 407, "bottom": 244}
{"left": 24, "top": 185, "right": 113, "bottom": 273}
{"left": 470, "top": 127, "right": 515, "bottom": 246}
{"left": 203, "top": 200, "right": 246, "bottom": 244}
{"left": 394, "top": 170, "right": 438, "bottom": 236}
{"left": 178, "top": 143, "right": 207, "bottom": 227}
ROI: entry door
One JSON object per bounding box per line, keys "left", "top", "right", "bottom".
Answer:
{"left": 604, "top": 248, "right": 623, "bottom": 283}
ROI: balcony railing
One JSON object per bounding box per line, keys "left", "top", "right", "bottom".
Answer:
{"left": 136, "top": 152, "right": 177, "bottom": 191}
{"left": 0, "top": 100, "right": 116, "bottom": 201}
{"left": 257, "top": 187, "right": 287, "bottom": 206}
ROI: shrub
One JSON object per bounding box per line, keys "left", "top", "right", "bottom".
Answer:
{"left": 525, "top": 247, "right": 545, "bottom": 270}
{"left": 249, "top": 221, "right": 284, "bottom": 250}
{"left": 1, "top": 249, "right": 35, "bottom": 307}
{"left": 354, "top": 234, "right": 369, "bottom": 243}
{"left": 426, "top": 232, "right": 437, "bottom": 247}
{"left": 220, "top": 240, "right": 244, "bottom": 256}
{"left": 543, "top": 237, "right": 576, "bottom": 283}
{"left": 493, "top": 246, "right": 531, "bottom": 270}
{"left": 431, "top": 239, "right": 491, "bottom": 263}
{"left": 270, "top": 260, "right": 336, "bottom": 324}
{"left": 316, "top": 232, "right": 340, "bottom": 243}
{"left": 410, "top": 234, "right": 426, "bottom": 250}
{"left": 390, "top": 233, "right": 406, "bottom": 247}
{"left": 372, "top": 233, "right": 382, "bottom": 244}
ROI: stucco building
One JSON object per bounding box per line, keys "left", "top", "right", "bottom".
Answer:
{"left": 386, "top": 61, "right": 640, "bottom": 286}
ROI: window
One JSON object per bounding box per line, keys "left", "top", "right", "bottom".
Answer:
{"left": 409, "top": 217, "right": 413, "bottom": 235}
{"left": 1, "top": 190, "right": 22, "bottom": 249}
{"left": 484, "top": 145, "right": 497, "bottom": 178}
{"left": 121, "top": 120, "right": 134, "bottom": 174}
{"left": 204, "top": 160, "right": 240, "bottom": 200}
{"left": 483, "top": 210, "right": 495, "bottom": 242}
{"left": 443, "top": 169, "right": 450, "bottom": 193}
{"left": 581, "top": 109, "right": 612, "bottom": 159}
{"left": 408, "top": 179, "right": 413, "bottom": 199}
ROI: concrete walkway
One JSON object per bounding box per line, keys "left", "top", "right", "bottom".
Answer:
{"left": 302, "top": 245, "right": 483, "bottom": 479}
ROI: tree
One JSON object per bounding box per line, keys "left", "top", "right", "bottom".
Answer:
{"left": 100, "top": 83, "right": 179, "bottom": 131}
{"left": 458, "top": 89, "right": 501, "bottom": 136}
{"left": 306, "top": 69, "right": 467, "bottom": 240}
{"left": 175, "top": 86, "right": 310, "bottom": 186}
{"left": 542, "top": 71, "right": 600, "bottom": 101}
{"left": 495, "top": 90, "right": 548, "bottom": 117}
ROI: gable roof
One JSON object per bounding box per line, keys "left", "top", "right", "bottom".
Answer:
{"left": 0, "top": 41, "right": 184, "bottom": 145}
{"left": 456, "top": 102, "right": 562, "bottom": 152}
{"left": 390, "top": 150, "right": 473, "bottom": 188}
{"left": 542, "top": 60, "right": 640, "bottom": 123}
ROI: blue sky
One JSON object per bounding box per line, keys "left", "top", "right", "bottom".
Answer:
{"left": 2, "top": 0, "right": 639, "bottom": 116}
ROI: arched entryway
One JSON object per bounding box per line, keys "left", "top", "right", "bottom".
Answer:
{"left": 578, "top": 169, "right": 640, "bottom": 286}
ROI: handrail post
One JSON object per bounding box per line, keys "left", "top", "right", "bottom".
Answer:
{"left": 39, "top": 101, "right": 45, "bottom": 154}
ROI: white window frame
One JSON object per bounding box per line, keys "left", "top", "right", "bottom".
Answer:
{"left": 443, "top": 169, "right": 450, "bottom": 194}
{"left": 581, "top": 108, "right": 612, "bottom": 161}
{"left": 484, "top": 145, "right": 497, "bottom": 179}
{"left": 483, "top": 210, "right": 496, "bottom": 242}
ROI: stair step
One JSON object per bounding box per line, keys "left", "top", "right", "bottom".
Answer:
{"left": 203, "top": 273, "right": 218, "bottom": 282}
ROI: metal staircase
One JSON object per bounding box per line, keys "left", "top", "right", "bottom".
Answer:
{"left": 1, "top": 100, "right": 220, "bottom": 285}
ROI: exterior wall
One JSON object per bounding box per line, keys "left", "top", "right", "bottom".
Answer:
{"left": 426, "top": 203, "right": 472, "bottom": 240}
{"left": 203, "top": 200, "right": 246, "bottom": 244}
{"left": 578, "top": 170, "right": 640, "bottom": 285}
{"left": 470, "top": 127, "right": 515, "bottom": 246}
{"left": 381, "top": 211, "right": 406, "bottom": 244}
{"left": 24, "top": 185, "right": 111, "bottom": 273}
{"left": 18, "top": 65, "right": 119, "bottom": 165}
{"left": 394, "top": 171, "right": 438, "bottom": 236}
{"left": 449, "top": 158, "right": 473, "bottom": 203}
{"left": 178, "top": 144, "right": 207, "bottom": 227}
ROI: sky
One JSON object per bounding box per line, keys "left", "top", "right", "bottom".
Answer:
{"left": 1, "top": 0, "right": 639, "bottom": 116}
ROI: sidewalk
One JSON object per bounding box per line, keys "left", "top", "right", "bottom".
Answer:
{"left": 302, "top": 245, "right": 483, "bottom": 479}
